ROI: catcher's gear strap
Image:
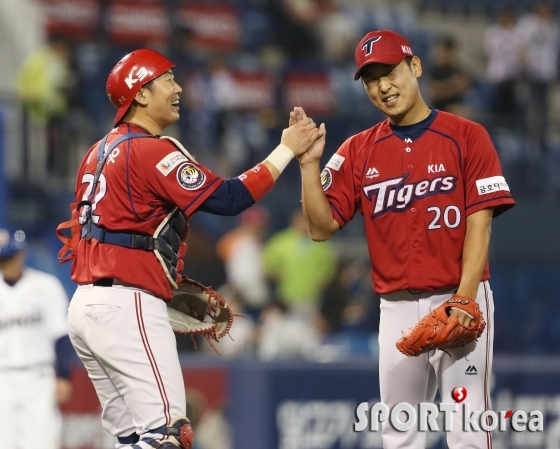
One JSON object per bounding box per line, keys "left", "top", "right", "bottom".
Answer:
{"left": 131, "top": 418, "right": 194, "bottom": 449}
{"left": 78, "top": 208, "right": 186, "bottom": 289}
{"left": 57, "top": 202, "right": 81, "bottom": 264}
{"left": 159, "top": 135, "right": 198, "bottom": 162}
{"left": 153, "top": 418, "right": 194, "bottom": 449}
{"left": 84, "top": 132, "right": 152, "bottom": 240}
{"left": 118, "top": 433, "right": 140, "bottom": 445}
{"left": 58, "top": 132, "right": 189, "bottom": 288}
{"left": 81, "top": 223, "right": 160, "bottom": 250}
{"left": 56, "top": 132, "right": 151, "bottom": 264}
{"left": 238, "top": 163, "right": 275, "bottom": 202}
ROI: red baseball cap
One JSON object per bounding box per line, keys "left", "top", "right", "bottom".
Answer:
{"left": 354, "top": 30, "right": 414, "bottom": 80}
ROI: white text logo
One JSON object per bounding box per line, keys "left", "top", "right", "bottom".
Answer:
{"left": 362, "top": 174, "right": 458, "bottom": 218}
{"left": 125, "top": 67, "right": 149, "bottom": 89}
{"left": 354, "top": 402, "right": 543, "bottom": 433}
{"left": 366, "top": 167, "right": 380, "bottom": 178}
{"left": 428, "top": 164, "right": 446, "bottom": 173}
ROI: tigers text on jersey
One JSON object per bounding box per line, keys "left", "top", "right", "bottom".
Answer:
{"left": 72, "top": 123, "right": 222, "bottom": 300}
{"left": 0, "top": 268, "right": 69, "bottom": 369}
{"left": 321, "top": 110, "right": 515, "bottom": 294}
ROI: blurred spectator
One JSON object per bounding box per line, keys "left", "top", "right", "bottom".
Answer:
{"left": 263, "top": 208, "right": 337, "bottom": 317}
{"left": 256, "top": 302, "right": 321, "bottom": 359}
{"left": 16, "top": 35, "right": 73, "bottom": 180}
{"left": 262, "top": 0, "right": 321, "bottom": 58}
{"left": 314, "top": 0, "right": 361, "bottom": 63}
{"left": 515, "top": 0, "right": 559, "bottom": 152}
{"left": 196, "top": 405, "right": 232, "bottom": 449}
{"left": 184, "top": 224, "right": 227, "bottom": 288}
{"left": 483, "top": 6, "right": 522, "bottom": 128}
{"left": 0, "top": 227, "right": 74, "bottom": 449}
{"left": 255, "top": 209, "right": 336, "bottom": 359}
{"left": 427, "top": 35, "right": 472, "bottom": 117}
{"left": 216, "top": 205, "right": 272, "bottom": 320}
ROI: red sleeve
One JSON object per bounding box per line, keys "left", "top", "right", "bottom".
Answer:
{"left": 138, "top": 140, "right": 223, "bottom": 217}
{"left": 464, "top": 124, "right": 515, "bottom": 217}
{"left": 322, "top": 138, "right": 359, "bottom": 228}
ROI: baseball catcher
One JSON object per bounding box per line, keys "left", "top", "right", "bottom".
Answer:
{"left": 62, "top": 46, "right": 323, "bottom": 449}
{"left": 396, "top": 296, "right": 486, "bottom": 357}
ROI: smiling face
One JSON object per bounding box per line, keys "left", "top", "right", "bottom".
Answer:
{"left": 138, "top": 70, "right": 182, "bottom": 131}
{"left": 360, "top": 56, "right": 429, "bottom": 126}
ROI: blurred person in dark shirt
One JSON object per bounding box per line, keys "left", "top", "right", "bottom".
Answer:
{"left": 428, "top": 35, "right": 471, "bottom": 117}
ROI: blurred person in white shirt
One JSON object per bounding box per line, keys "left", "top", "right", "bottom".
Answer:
{"left": 515, "top": 0, "right": 560, "bottom": 151}
{"left": 216, "top": 206, "right": 271, "bottom": 321}
{"left": 484, "top": 7, "right": 522, "bottom": 127}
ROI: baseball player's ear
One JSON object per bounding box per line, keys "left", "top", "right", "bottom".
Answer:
{"left": 411, "top": 56, "right": 422, "bottom": 78}
{"left": 134, "top": 89, "right": 149, "bottom": 106}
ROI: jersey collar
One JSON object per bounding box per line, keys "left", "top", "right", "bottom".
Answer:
{"left": 389, "top": 109, "right": 438, "bottom": 142}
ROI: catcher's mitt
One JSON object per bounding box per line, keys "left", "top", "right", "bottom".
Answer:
{"left": 167, "top": 276, "right": 233, "bottom": 345}
{"left": 396, "top": 295, "right": 486, "bottom": 357}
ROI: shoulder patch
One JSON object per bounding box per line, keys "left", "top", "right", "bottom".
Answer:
{"left": 321, "top": 168, "right": 333, "bottom": 191}
{"left": 326, "top": 154, "right": 345, "bottom": 171}
{"left": 156, "top": 151, "right": 189, "bottom": 176}
{"left": 475, "top": 176, "right": 510, "bottom": 195}
{"left": 177, "top": 162, "right": 206, "bottom": 190}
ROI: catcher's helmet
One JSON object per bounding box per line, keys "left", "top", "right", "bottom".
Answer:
{"left": 106, "top": 49, "right": 175, "bottom": 126}
{"left": 0, "top": 228, "right": 26, "bottom": 258}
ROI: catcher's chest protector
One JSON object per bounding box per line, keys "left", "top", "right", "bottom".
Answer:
{"left": 153, "top": 208, "right": 187, "bottom": 288}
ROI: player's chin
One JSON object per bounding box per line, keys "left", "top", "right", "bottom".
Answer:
{"left": 382, "top": 103, "right": 406, "bottom": 119}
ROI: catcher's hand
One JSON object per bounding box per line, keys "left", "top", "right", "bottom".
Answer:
{"left": 167, "top": 276, "right": 233, "bottom": 343}
{"left": 396, "top": 295, "right": 486, "bottom": 357}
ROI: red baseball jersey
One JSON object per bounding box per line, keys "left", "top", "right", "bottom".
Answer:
{"left": 321, "top": 110, "right": 515, "bottom": 295}
{"left": 72, "top": 123, "right": 222, "bottom": 299}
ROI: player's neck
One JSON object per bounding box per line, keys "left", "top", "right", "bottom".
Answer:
{"left": 122, "top": 112, "right": 163, "bottom": 136}
{"left": 2, "top": 268, "right": 23, "bottom": 286}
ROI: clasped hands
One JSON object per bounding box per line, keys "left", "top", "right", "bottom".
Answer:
{"left": 280, "top": 107, "right": 326, "bottom": 164}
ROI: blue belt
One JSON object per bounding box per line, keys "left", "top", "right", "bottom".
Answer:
{"left": 82, "top": 223, "right": 159, "bottom": 251}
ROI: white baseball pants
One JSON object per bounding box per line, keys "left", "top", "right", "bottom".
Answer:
{"left": 379, "top": 281, "right": 494, "bottom": 449}
{"left": 67, "top": 284, "right": 186, "bottom": 445}
{"left": 0, "top": 366, "right": 61, "bottom": 449}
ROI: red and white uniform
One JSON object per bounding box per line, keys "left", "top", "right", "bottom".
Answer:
{"left": 321, "top": 110, "right": 514, "bottom": 448}
{"left": 322, "top": 111, "right": 514, "bottom": 294}
{"left": 68, "top": 123, "right": 223, "bottom": 448}
{"left": 72, "top": 123, "right": 222, "bottom": 300}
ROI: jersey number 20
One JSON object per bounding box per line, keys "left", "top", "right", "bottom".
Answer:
{"left": 427, "top": 205, "right": 461, "bottom": 230}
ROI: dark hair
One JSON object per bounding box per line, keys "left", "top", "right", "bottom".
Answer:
{"left": 141, "top": 79, "right": 156, "bottom": 94}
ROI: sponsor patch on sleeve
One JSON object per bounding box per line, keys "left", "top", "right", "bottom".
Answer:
{"left": 326, "top": 154, "right": 345, "bottom": 171}
{"left": 476, "top": 176, "right": 510, "bottom": 195}
{"left": 156, "top": 151, "right": 188, "bottom": 176}
{"left": 321, "top": 168, "right": 333, "bottom": 191}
